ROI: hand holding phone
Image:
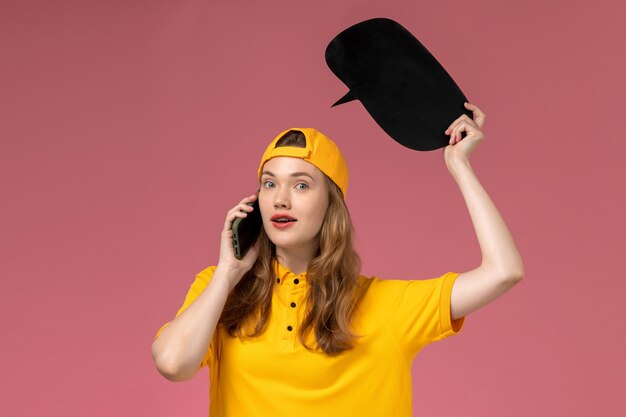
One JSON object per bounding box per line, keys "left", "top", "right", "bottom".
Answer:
{"left": 231, "top": 192, "right": 262, "bottom": 260}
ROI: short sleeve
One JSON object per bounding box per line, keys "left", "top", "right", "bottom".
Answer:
{"left": 373, "top": 272, "right": 466, "bottom": 358}
{"left": 153, "top": 266, "right": 218, "bottom": 368}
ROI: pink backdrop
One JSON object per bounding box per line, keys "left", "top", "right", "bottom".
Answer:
{"left": 2, "top": 0, "right": 624, "bottom": 416}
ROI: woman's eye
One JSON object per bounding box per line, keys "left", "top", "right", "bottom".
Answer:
{"left": 263, "top": 180, "right": 275, "bottom": 188}
{"left": 295, "top": 183, "right": 309, "bottom": 190}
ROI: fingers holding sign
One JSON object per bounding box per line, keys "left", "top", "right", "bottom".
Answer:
{"left": 443, "top": 102, "right": 486, "bottom": 164}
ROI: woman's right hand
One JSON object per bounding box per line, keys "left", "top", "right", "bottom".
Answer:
{"left": 216, "top": 193, "right": 260, "bottom": 290}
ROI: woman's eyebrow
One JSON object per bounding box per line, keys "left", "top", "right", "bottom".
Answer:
{"left": 262, "top": 171, "right": 317, "bottom": 182}
{"left": 289, "top": 172, "right": 317, "bottom": 182}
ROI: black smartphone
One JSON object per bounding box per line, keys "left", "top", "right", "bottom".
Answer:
{"left": 231, "top": 196, "right": 262, "bottom": 260}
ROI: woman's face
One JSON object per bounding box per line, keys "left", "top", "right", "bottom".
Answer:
{"left": 259, "top": 157, "right": 329, "bottom": 254}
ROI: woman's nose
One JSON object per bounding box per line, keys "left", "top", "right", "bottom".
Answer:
{"left": 274, "top": 191, "right": 290, "bottom": 209}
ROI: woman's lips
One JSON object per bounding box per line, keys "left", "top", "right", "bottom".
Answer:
{"left": 271, "top": 220, "right": 297, "bottom": 229}
{"left": 271, "top": 213, "right": 297, "bottom": 229}
{"left": 271, "top": 214, "right": 296, "bottom": 221}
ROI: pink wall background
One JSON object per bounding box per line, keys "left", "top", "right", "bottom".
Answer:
{"left": 2, "top": 0, "right": 624, "bottom": 415}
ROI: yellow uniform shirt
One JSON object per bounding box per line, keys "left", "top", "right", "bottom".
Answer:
{"left": 154, "top": 262, "right": 466, "bottom": 416}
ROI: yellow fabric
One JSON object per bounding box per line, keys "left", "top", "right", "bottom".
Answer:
{"left": 257, "top": 127, "right": 349, "bottom": 198}
{"left": 154, "top": 262, "right": 466, "bottom": 417}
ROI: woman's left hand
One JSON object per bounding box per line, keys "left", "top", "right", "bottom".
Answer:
{"left": 443, "top": 102, "right": 486, "bottom": 169}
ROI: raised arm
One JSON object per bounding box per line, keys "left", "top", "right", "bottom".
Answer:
{"left": 443, "top": 103, "right": 525, "bottom": 321}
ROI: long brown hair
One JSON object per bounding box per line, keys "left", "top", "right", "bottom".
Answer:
{"left": 219, "top": 130, "right": 370, "bottom": 355}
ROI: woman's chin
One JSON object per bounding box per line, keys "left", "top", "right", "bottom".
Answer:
{"left": 268, "top": 236, "right": 307, "bottom": 253}
{"left": 270, "top": 239, "right": 298, "bottom": 251}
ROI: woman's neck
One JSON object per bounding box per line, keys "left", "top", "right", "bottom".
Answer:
{"left": 275, "top": 245, "right": 317, "bottom": 275}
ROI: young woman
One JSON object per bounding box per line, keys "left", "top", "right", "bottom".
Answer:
{"left": 151, "top": 103, "right": 524, "bottom": 417}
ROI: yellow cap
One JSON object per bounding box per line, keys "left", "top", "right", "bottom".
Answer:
{"left": 258, "top": 128, "right": 349, "bottom": 198}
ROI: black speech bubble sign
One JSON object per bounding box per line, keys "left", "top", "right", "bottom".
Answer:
{"left": 325, "top": 18, "right": 472, "bottom": 151}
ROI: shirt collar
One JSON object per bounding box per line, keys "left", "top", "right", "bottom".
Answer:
{"left": 273, "top": 259, "right": 307, "bottom": 286}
